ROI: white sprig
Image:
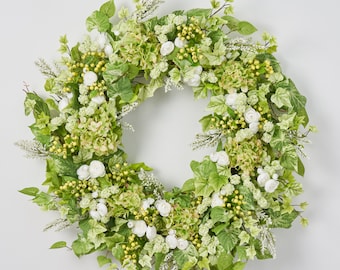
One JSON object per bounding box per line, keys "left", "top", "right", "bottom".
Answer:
{"left": 15, "top": 140, "right": 48, "bottom": 159}
{"left": 134, "top": 0, "right": 164, "bottom": 21}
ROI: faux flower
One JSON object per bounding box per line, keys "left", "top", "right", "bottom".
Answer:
{"left": 132, "top": 220, "right": 148, "bottom": 237}
{"left": 89, "top": 160, "right": 106, "bottom": 178}
{"left": 244, "top": 107, "right": 261, "bottom": 124}
{"left": 91, "top": 95, "right": 106, "bottom": 105}
{"left": 165, "top": 233, "right": 177, "bottom": 249}
{"left": 142, "top": 198, "right": 155, "bottom": 210}
{"left": 225, "top": 92, "right": 238, "bottom": 109}
{"left": 90, "top": 210, "right": 101, "bottom": 221}
{"left": 83, "top": 71, "right": 98, "bottom": 86}
{"left": 265, "top": 179, "right": 279, "bottom": 193}
{"left": 257, "top": 171, "right": 270, "bottom": 187}
{"left": 249, "top": 122, "right": 259, "bottom": 134}
{"left": 177, "top": 238, "right": 189, "bottom": 250}
{"left": 174, "top": 37, "right": 186, "bottom": 48}
{"left": 210, "top": 151, "right": 230, "bottom": 166}
{"left": 77, "top": 164, "right": 90, "bottom": 180}
{"left": 155, "top": 199, "right": 171, "bottom": 217}
{"left": 211, "top": 192, "right": 224, "bottom": 207}
{"left": 146, "top": 226, "right": 157, "bottom": 241}
{"left": 160, "top": 41, "right": 174, "bottom": 56}
{"left": 96, "top": 202, "right": 108, "bottom": 217}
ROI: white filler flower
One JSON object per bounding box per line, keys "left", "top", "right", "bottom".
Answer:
{"left": 210, "top": 151, "right": 230, "bottom": 166}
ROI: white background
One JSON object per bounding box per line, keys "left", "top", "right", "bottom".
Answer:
{"left": 0, "top": 0, "right": 339, "bottom": 269}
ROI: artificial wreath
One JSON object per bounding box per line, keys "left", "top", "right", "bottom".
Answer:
{"left": 18, "top": 0, "right": 315, "bottom": 269}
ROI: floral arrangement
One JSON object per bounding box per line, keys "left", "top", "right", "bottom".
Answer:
{"left": 18, "top": 0, "right": 316, "bottom": 269}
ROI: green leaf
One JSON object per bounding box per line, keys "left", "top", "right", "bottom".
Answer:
{"left": 222, "top": 15, "right": 240, "bottom": 31}
{"left": 181, "top": 178, "right": 195, "bottom": 192}
{"left": 86, "top": 10, "right": 110, "bottom": 32}
{"left": 19, "top": 187, "right": 39, "bottom": 196}
{"left": 25, "top": 92, "right": 50, "bottom": 118}
{"left": 155, "top": 253, "right": 166, "bottom": 270}
{"left": 237, "top": 21, "right": 257, "bottom": 35}
{"left": 207, "top": 95, "right": 228, "bottom": 115}
{"left": 97, "top": 255, "right": 112, "bottom": 267}
{"left": 269, "top": 209, "right": 299, "bottom": 228}
{"left": 186, "top": 8, "right": 211, "bottom": 17}
{"left": 103, "top": 63, "right": 129, "bottom": 83}
{"left": 217, "top": 230, "right": 239, "bottom": 253}
{"left": 105, "top": 233, "right": 125, "bottom": 249}
{"left": 52, "top": 156, "right": 78, "bottom": 178}
{"left": 217, "top": 251, "right": 233, "bottom": 270}
{"left": 300, "top": 217, "right": 309, "bottom": 227}
{"left": 270, "top": 127, "right": 289, "bottom": 151}
{"left": 271, "top": 87, "right": 292, "bottom": 108}
{"left": 99, "top": 0, "right": 116, "bottom": 18}
{"left": 199, "top": 115, "right": 215, "bottom": 132}
{"left": 194, "top": 177, "right": 215, "bottom": 197}
{"left": 297, "top": 156, "right": 305, "bottom": 176}
{"left": 72, "top": 237, "right": 94, "bottom": 257}
{"left": 211, "top": 207, "right": 228, "bottom": 223}
{"left": 287, "top": 79, "right": 309, "bottom": 126}
{"left": 280, "top": 145, "right": 299, "bottom": 172}
{"left": 232, "top": 261, "right": 246, "bottom": 270}
{"left": 108, "top": 77, "right": 133, "bottom": 102}
{"left": 50, "top": 241, "right": 67, "bottom": 249}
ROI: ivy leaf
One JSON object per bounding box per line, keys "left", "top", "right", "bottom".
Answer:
{"left": 19, "top": 187, "right": 39, "bottom": 196}
{"left": 155, "top": 253, "right": 166, "bottom": 270}
{"left": 232, "top": 261, "right": 246, "bottom": 270}
{"left": 199, "top": 115, "right": 215, "bottom": 132}
{"left": 107, "top": 76, "right": 133, "bottom": 102}
{"left": 237, "top": 21, "right": 257, "bottom": 35}
{"left": 211, "top": 207, "right": 231, "bottom": 224}
{"left": 271, "top": 87, "right": 292, "bottom": 108}
{"left": 86, "top": 10, "right": 110, "bottom": 32}
{"left": 186, "top": 8, "right": 211, "bottom": 17}
{"left": 280, "top": 145, "right": 299, "bottom": 172}
{"left": 52, "top": 156, "right": 78, "bottom": 178}
{"left": 222, "top": 15, "right": 240, "bottom": 31}
{"left": 270, "top": 127, "right": 290, "bottom": 151}
{"left": 288, "top": 79, "right": 309, "bottom": 126}
{"left": 216, "top": 251, "right": 233, "bottom": 270}
{"left": 207, "top": 95, "right": 228, "bottom": 115}
{"left": 50, "top": 241, "right": 67, "bottom": 249}
{"left": 268, "top": 209, "right": 299, "bottom": 228}
{"left": 194, "top": 177, "right": 214, "bottom": 197}
{"left": 99, "top": 0, "right": 116, "bottom": 18}
{"left": 217, "top": 230, "right": 239, "bottom": 253}
{"left": 103, "top": 63, "right": 129, "bottom": 83}
{"left": 72, "top": 237, "right": 94, "bottom": 257}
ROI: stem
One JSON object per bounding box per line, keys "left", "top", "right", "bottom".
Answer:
{"left": 210, "top": 3, "right": 229, "bottom": 18}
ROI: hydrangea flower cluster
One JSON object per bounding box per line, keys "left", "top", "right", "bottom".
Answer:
{"left": 20, "top": 1, "right": 315, "bottom": 270}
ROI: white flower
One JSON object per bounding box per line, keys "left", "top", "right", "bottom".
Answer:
{"left": 225, "top": 93, "right": 238, "bottom": 109}
{"left": 90, "top": 210, "right": 101, "bottom": 221}
{"left": 104, "top": 44, "right": 113, "bottom": 56}
{"left": 177, "top": 238, "right": 189, "bottom": 250}
{"left": 160, "top": 41, "right": 174, "bottom": 56}
{"left": 142, "top": 198, "right": 155, "bottom": 210}
{"left": 77, "top": 164, "right": 90, "bottom": 180}
{"left": 241, "top": 86, "right": 248, "bottom": 93}
{"left": 127, "top": 221, "right": 134, "bottom": 228}
{"left": 146, "top": 226, "right": 157, "bottom": 241}
{"left": 97, "top": 202, "right": 108, "bottom": 217}
{"left": 264, "top": 179, "right": 279, "bottom": 193}
{"left": 92, "top": 191, "right": 99, "bottom": 198}
{"left": 174, "top": 37, "right": 186, "bottom": 48}
{"left": 244, "top": 107, "right": 261, "bottom": 124}
{"left": 210, "top": 151, "right": 230, "bottom": 166}
{"left": 155, "top": 199, "right": 171, "bottom": 217}
{"left": 211, "top": 192, "right": 224, "bottom": 208}
{"left": 132, "top": 220, "right": 148, "bottom": 237}
{"left": 184, "top": 74, "right": 201, "bottom": 87}
{"left": 165, "top": 234, "right": 178, "bottom": 249}
{"left": 257, "top": 171, "right": 270, "bottom": 187}
{"left": 113, "top": 30, "right": 120, "bottom": 36}
{"left": 89, "top": 160, "right": 106, "bottom": 178}
{"left": 83, "top": 71, "right": 98, "bottom": 86}
{"left": 193, "top": 66, "right": 203, "bottom": 75}
{"left": 249, "top": 122, "right": 259, "bottom": 134}
{"left": 263, "top": 121, "right": 274, "bottom": 132}
{"left": 91, "top": 95, "right": 106, "bottom": 105}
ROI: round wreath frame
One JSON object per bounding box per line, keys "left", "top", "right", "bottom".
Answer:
{"left": 19, "top": 1, "right": 314, "bottom": 270}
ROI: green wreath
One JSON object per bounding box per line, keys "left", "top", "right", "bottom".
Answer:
{"left": 18, "top": 1, "right": 315, "bottom": 269}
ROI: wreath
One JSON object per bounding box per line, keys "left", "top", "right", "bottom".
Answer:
{"left": 18, "top": 0, "right": 316, "bottom": 269}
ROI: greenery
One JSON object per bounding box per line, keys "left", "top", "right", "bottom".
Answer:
{"left": 19, "top": 0, "right": 315, "bottom": 269}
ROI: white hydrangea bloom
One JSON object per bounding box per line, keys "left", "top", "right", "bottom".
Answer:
{"left": 91, "top": 95, "right": 106, "bottom": 105}
{"left": 177, "top": 238, "right": 189, "bottom": 250}
{"left": 265, "top": 179, "right": 279, "bottom": 193}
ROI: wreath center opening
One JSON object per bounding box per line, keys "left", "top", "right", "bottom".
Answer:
{"left": 122, "top": 86, "right": 210, "bottom": 189}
